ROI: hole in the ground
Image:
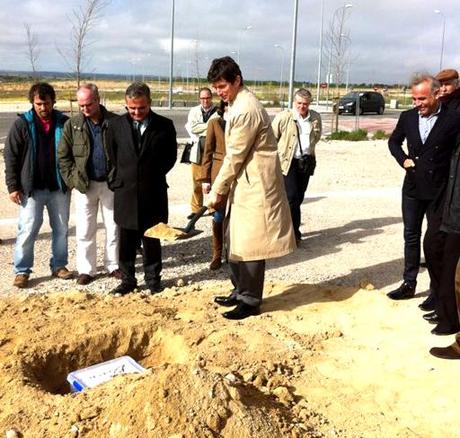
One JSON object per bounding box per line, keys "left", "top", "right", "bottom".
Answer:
{"left": 18, "top": 323, "right": 190, "bottom": 395}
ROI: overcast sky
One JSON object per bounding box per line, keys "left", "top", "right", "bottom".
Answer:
{"left": 1, "top": 0, "right": 459, "bottom": 85}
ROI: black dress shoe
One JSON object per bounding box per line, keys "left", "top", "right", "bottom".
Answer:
{"left": 214, "top": 295, "right": 238, "bottom": 307}
{"left": 149, "top": 282, "right": 164, "bottom": 294}
{"left": 423, "top": 311, "right": 440, "bottom": 324}
{"left": 222, "top": 302, "right": 260, "bottom": 320}
{"left": 430, "top": 345, "right": 460, "bottom": 360}
{"left": 110, "top": 282, "right": 136, "bottom": 296}
{"left": 387, "top": 282, "right": 416, "bottom": 300}
{"left": 419, "top": 293, "right": 436, "bottom": 312}
{"left": 431, "top": 324, "right": 460, "bottom": 336}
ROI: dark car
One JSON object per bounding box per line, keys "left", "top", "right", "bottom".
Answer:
{"left": 335, "top": 91, "right": 385, "bottom": 115}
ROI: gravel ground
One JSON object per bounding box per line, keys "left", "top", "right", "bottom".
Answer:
{"left": 0, "top": 139, "right": 430, "bottom": 298}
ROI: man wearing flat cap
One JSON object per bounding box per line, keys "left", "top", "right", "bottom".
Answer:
{"left": 436, "top": 68, "right": 460, "bottom": 112}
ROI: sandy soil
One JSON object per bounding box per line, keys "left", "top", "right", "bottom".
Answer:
{"left": 0, "top": 140, "right": 459, "bottom": 437}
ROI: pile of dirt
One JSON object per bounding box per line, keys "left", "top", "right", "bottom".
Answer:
{"left": 0, "top": 289, "right": 334, "bottom": 437}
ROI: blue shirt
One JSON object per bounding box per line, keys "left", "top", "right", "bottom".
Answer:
{"left": 86, "top": 119, "right": 107, "bottom": 181}
{"left": 418, "top": 104, "right": 441, "bottom": 144}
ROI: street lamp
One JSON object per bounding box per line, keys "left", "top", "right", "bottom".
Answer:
{"left": 315, "top": 0, "right": 325, "bottom": 109}
{"left": 274, "top": 44, "right": 285, "bottom": 105}
{"left": 340, "top": 33, "right": 352, "bottom": 92}
{"left": 434, "top": 9, "right": 446, "bottom": 70}
{"left": 287, "top": 0, "right": 299, "bottom": 108}
{"left": 168, "top": 0, "right": 175, "bottom": 110}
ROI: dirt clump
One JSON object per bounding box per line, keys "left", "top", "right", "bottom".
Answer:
{"left": 0, "top": 289, "right": 333, "bottom": 437}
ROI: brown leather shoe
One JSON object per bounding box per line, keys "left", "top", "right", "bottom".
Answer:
{"left": 13, "top": 274, "right": 29, "bottom": 288}
{"left": 109, "top": 269, "right": 123, "bottom": 280}
{"left": 77, "top": 274, "right": 94, "bottom": 285}
{"left": 429, "top": 345, "right": 460, "bottom": 360}
{"left": 52, "top": 267, "right": 73, "bottom": 280}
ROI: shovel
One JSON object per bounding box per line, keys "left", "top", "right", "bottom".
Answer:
{"left": 144, "top": 205, "right": 208, "bottom": 241}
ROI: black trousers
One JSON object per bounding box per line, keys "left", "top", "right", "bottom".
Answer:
{"left": 118, "top": 226, "right": 162, "bottom": 288}
{"left": 284, "top": 159, "right": 311, "bottom": 240}
{"left": 424, "top": 200, "right": 460, "bottom": 329}
{"left": 228, "top": 260, "right": 266, "bottom": 307}
{"left": 401, "top": 194, "right": 432, "bottom": 285}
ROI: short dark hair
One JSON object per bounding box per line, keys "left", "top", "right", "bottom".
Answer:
{"left": 125, "top": 82, "right": 151, "bottom": 101}
{"left": 28, "top": 82, "right": 56, "bottom": 103}
{"left": 207, "top": 56, "right": 244, "bottom": 86}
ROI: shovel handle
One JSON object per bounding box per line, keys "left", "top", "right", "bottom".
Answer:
{"left": 183, "top": 206, "right": 208, "bottom": 234}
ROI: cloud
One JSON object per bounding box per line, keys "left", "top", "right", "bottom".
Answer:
{"left": 1, "top": 0, "right": 459, "bottom": 84}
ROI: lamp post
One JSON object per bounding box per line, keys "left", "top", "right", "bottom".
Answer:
{"left": 340, "top": 33, "right": 352, "bottom": 92}
{"left": 274, "top": 44, "right": 285, "bottom": 106}
{"left": 168, "top": 0, "right": 175, "bottom": 110}
{"left": 315, "top": 0, "right": 325, "bottom": 109}
{"left": 288, "top": 0, "right": 299, "bottom": 108}
{"left": 434, "top": 9, "right": 446, "bottom": 70}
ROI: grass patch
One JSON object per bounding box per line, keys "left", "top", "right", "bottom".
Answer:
{"left": 372, "top": 130, "right": 390, "bottom": 140}
{"left": 327, "top": 129, "right": 368, "bottom": 141}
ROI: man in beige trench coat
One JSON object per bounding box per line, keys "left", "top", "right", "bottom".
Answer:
{"left": 207, "top": 56, "right": 296, "bottom": 320}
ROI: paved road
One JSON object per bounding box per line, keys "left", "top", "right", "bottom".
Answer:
{"left": 0, "top": 108, "right": 402, "bottom": 144}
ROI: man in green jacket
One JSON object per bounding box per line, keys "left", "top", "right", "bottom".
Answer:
{"left": 58, "top": 84, "right": 121, "bottom": 285}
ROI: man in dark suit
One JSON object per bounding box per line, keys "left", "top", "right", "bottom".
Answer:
{"left": 107, "top": 82, "right": 177, "bottom": 295}
{"left": 387, "top": 73, "right": 460, "bottom": 301}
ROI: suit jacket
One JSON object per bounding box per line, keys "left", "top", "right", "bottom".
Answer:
{"left": 107, "top": 111, "right": 177, "bottom": 230}
{"left": 199, "top": 117, "right": 226, "bottom": 184}
{"left": 388, "top": 106, "right": 460, "bottom": 200}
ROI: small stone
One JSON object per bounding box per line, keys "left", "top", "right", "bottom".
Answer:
{"left": 79, "top": 406, "right": 100, "bottom": 420}
{"left": 70, "top": 424, "right": 79, "bottom": 437}
{"left": 253, "top": 375, "right": 264, "bottom": 388}
{"left": 6, "top": 429, "right": 19, "bottom": 438}
{"left": 227, "top": 386, "right": 241, "bottom": 400}
{"left": 272, "top": 386, "right": 294, "bottom": 404}
{"left": 242, "top": 372, "right": 254, "bottom": 382}
{"left": 205, "top": 412, "right": 221, "bottom": 431}
{"left": 176, "top": 279, "right": 185, "bottom": 287}
{"left": 224, "top": 373, "right": 237, "bottom": 383}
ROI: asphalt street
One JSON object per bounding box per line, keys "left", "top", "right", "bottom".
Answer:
{"left": 0, "top": 108, "right": 402, "bottom": 143}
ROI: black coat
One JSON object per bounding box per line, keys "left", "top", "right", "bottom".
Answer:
{"left": 444, "top": 88, "right": 460, "bottom": 113}
{"left": 388, "top": 106, "right": 460, "bottom": 200}
{"left": 441, "top": 135, "right": 460, "bottom": 234}
{"left": 107, "top": 111, "right": 177, "bottom": 230}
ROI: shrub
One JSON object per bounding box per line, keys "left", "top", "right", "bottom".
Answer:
{"left": 372, "top": 130, "right": 389, "bottom": 140}
{"left": 327, "top": 129, "right": 368, "bottom": 141}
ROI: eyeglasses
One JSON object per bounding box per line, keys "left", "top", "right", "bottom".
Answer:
{"left": 200, "top": 96, "right": 212, "bottom": 100}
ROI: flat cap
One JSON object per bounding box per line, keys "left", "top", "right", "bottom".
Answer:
{"left": 435, "top": 68, "right": 459, "bottom": 82}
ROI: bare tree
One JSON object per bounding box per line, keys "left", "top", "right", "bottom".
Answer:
{"left": 324, "top": 6, "right": 353, "bottom": 131}
{"left": 58, "top": 0, "right": 110, "bottom": 87}
{"left": 24, "top": 23, "right": 40, "bottom": 79}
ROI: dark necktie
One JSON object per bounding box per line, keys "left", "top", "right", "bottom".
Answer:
{"left": 134, "top": 121, "right": 142, "bottom": 153}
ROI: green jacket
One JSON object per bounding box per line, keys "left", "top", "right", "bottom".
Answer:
{"left": 58, "top": 105, "right": 117, "bottom": 193}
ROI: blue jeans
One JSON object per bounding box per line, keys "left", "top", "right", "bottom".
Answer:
{"left": 14, "top": 189, "right": 71, "bottom": 274}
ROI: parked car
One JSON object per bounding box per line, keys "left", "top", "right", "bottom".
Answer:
{"left": 335, "top": 91, "right": 385, "bottom": 115}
